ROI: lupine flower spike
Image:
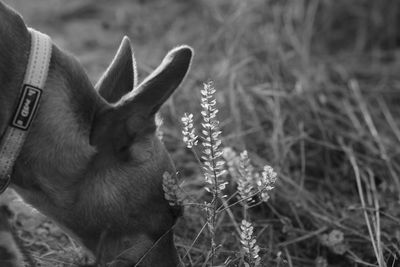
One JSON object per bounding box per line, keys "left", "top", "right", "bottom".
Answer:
{"left": 258, "top": 165, "right": 277, "bottom": 202}
{"left": 200, "top": 81, "right": 227, "bottom": 195}
{"left": 237, "top": 151, "right": 258, "bottom": 204}
{"left": 162, "top": 171, "right": 184, "bottom": 207}
{"left": 235, "top": 150, "right": 278, "bottom": 204}
{"left": 181, "top": 113, "right": 198, "bottom": 149}
{"left": 240, "top": 220, "right": 261, "bottom": 267}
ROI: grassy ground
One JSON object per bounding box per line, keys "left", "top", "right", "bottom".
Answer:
{"left": 1, "top": 0, "right": 400, "bottom": 266}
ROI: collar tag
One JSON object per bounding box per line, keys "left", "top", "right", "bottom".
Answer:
{"left": 0, "top": 29, "right": 52, "bottom": 194}
{"left": 11, "top": 85, "right": 42, "bottom": 131}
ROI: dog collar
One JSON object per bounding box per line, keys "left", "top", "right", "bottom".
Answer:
{"left": 0, "top": 28, "right": 52, "bottom": 194}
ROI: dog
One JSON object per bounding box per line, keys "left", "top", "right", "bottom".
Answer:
{"left": 0, "top": 1, "right": 192, "bottom": 266}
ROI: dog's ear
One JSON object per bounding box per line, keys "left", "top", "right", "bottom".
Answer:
{"left": 95, "top": 36, "right": 137, "bottom": 103}
{"left": 125, "top": 45, "right": 193, "bottom": 117}
{"left": 90, "top": 46, "right": 193, "bottom": 155}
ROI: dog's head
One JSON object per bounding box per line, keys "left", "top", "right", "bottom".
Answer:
{"left": 0, "top": 2, "right": 192, "bottom": 266}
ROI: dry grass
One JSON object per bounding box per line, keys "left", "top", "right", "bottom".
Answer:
{"left": 1, "top": 0, "right": 400, "bottom": 266}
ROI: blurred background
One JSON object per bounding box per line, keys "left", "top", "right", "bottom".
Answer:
{"left": 2, "top": 0, "right": 400, "bottom": 266}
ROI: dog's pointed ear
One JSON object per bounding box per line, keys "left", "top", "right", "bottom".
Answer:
{"left": 90, "top": 46, "right": 193, "bottom": 155}
{"left": 95, "top": 36, "right": 137, "bottom": 103}
{"left": 124, "top": 45, "right": 193, "bottom": 118}
{"left": 122, "top": 46, "right": 193, "bottom": 117}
